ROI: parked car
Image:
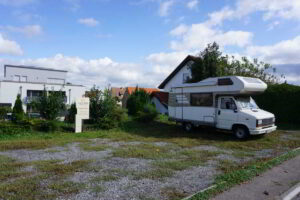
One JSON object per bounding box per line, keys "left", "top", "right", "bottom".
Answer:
{"left": 168, "top": 76, "right": 276, "bottom": 139}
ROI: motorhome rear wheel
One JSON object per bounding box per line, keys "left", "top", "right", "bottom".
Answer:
{"left": 184, "top": 123, "right": 193, "bottom": 132}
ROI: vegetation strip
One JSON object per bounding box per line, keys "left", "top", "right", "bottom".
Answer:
{"left": 186, "top": 148, "right": 300, "bottom": 200}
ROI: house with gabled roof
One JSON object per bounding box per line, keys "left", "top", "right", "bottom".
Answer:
{"left": 122, "top": 87, "right": 159, "bottom": 108}
{"left": 150, "top": 91, "right": 168, "bottom": 114}
{"left": 158, "top": 55, "right": 199, "bottom": 91}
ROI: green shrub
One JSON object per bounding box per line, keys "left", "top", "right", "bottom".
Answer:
{"left": 0, "top": 122, "right": 30, "bottom": 135}
{"left": 31, "top": 119, "right": 58, "bottom": 132}
{"left": 97, "top": 107, "right": 127, "bottom": 129}
{"left": 0, "top": 107, "right": 12, "bottom": 120}
{"left": 86, "top": 87, "right": 127, "bottom": 129}
{"left": 136, "top": 103, "right": 158, "bottom": 123}
{"left": 254, "top": 83, "right": 300, "bottom": 124}
{"left": 126, "top": 88, "right": 151, "bottom": 116}
{"left": 65, "top": 103, "right": 77, "bottom": 123}
{"left": 12, "top": 94, "right": 24, "bottom": 122}
{"left": 29, "top": 89, "right": 66, "bottom": 120}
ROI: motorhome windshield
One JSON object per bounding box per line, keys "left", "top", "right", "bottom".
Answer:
{"left": 235, "top": 96, "right": 258, "bottom": 109}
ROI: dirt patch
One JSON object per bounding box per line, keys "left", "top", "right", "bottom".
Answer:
{"left": 0, "top": 135, "right": 298, "bottom": 200}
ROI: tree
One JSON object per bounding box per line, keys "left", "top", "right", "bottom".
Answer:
{"left": 13, "top": 94, "right": 24, "bottom": 114}
{"left": 30, "top": 89, "right": 66, "bottom": 120}
{"left": 126, "top": 87, "right": 151, "bottom": 116}
{"left": 126, "top": 87, "right": 158, "bottom": 122}
{"left": 188, "top": 42, "right": 281, "bottom": 84}
{"left": 12, "top": 94, "right": 24, "bottom": 122}
{"left": 86, "top": 86, "right": 126, "bottom": 129}
{"left": 65, "top": 103, "right": 77, "bottom": 123}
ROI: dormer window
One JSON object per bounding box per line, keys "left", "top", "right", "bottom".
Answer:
{"left": 183, "top": 73, "right": 190, "bottom": 83}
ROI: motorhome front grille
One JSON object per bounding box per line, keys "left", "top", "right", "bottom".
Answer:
{"left": 262, "top": 118, "right": 273, "bottom": 126}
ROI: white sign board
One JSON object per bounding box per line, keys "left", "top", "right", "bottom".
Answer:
{"left": 76, "top": 97, "right": 90, "bottom": 119}
{"left": 75, "top": 97, "right": 90, "bottom": 133}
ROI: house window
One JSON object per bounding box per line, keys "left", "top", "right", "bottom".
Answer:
{"left": 190, "top": 93, "right": 213, "bottom": 107}
{"left": 13, "top": 75, "right": 20, "bottom": 82}
{"left": 183, "top": 73, "right": 190, "bottom": 83}
{"left": 21, "top": 76, "right": 27, "bottom": 82}
{"left": 47, "top": 78, "right": 65, "bottom": 84}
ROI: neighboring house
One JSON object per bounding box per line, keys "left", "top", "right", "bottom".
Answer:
{"left": 150, "top": 91, "right": 168, "bottom": 114}
{"left": 110, "top": 87, "right": 125, "bottom": 106}
{"left": 122, "top": 87, "right": 159, "bottom": 108}
{"left": 0, "top": 65, "right": 86, "bottom": 112}
{"left": 158, "top": 55, "right": 198, "bottom": 91}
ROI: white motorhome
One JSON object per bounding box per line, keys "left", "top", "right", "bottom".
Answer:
{"left": 168, "top": 76, "right": 277, "bottom": 139}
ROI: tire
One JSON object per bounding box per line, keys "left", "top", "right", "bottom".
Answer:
{"left": 234, "top": 126, "right": 249, "bottom": 139}
{"left": 183, "top": 122, "right": 193, "bottom": 132}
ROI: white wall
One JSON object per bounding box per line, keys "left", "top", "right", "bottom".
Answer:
{"left": 0, "top": 81, "right": 86, "bottom": 112}
{"left": 163, "top": 64, "right": 191, "bottom": 92}
{"left": 151, "top": 97, "right": 168, "bottom": 114}
{"left": 5, "top": 66, "right": 67, "bottom": 84}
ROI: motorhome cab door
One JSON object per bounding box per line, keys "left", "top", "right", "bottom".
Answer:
{"left": 216, "top": 97, "right": 238, "bottom": 130}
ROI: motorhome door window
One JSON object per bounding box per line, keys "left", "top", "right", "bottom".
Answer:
{"left": 221, "top": 98, "right": 237, "bottom": 110}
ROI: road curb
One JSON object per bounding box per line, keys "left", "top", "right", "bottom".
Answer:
{"left": 280, "top": 182, "right": 300, "bottom": 200}
{"left": 182, "top": 147, "right": 300, "bottom": 200}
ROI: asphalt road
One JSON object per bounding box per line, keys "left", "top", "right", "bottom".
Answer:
{"left": 212, "top": 155, "right": 300, "bottom": 200}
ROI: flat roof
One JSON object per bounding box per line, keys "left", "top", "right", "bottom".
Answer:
{"left": 0, "top": 80, "right": 85, "bottom": 87}
{"left": 4, "top": 64, "right": 68, "bottom": 73}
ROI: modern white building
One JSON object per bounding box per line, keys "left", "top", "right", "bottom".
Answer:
{"left": 0, "top": 65, "right": 86, "bottom": 112}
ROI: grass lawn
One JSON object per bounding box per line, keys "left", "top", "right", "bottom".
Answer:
{"left": 0, "top": 116, "right": 299, "bottom": 200}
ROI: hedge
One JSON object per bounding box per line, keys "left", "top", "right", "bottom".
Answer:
{"left": 254, "top": 83, "right": 300, "bottom": 124}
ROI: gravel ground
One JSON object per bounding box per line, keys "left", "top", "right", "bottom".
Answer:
{"left": 0, "top": 138, "right": 274, "bottom": 200}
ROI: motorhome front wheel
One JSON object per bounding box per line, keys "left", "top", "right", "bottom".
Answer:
{"left": 234, "top": 126, "right": 249, "bottom": 139}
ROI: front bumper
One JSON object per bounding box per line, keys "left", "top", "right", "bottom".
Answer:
{"left": 250, "top": 125, "right": 277, "bottom": 135}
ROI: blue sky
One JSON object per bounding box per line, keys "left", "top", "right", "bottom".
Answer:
{"left": 0, "top": 0, "right": 300, "bottom": 88}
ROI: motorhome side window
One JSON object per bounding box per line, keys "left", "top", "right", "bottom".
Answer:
{"left": 221, "top": 98, "right": 237, "bottom": 110}
{"left": 190, "top": 93, "right": 213, "bottom": 107}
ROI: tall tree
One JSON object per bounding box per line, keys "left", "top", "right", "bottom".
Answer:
{"left": 12, "top": 94, "right": 24, "bottom": 114}
{"left": 30, "top": 89, "right": 66, "bottom": 120}
{"left": 12, "top": 94, "right": 24, "bottom": 122}
{"left": 188, "top": 42, "right": 281, "bottom": 84}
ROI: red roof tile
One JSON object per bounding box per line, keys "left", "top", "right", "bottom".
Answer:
{"left": 127, "top": 87, "right": 159, "bottom": 95}
{"left": 151, "top": 91, "right": 169, "bottom": 105}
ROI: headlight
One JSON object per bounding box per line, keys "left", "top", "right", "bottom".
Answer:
{"left": 272, "top": 118, "right": 276, "bottom": 123}
{"left": 257, "top": 120, "right": 262, "bottom": 125}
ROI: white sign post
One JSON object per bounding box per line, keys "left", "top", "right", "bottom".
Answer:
{"left": 75, "top": 97, "right": 90, "bottom": 133}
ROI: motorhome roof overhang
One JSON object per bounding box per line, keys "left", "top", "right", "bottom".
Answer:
{"left": 171, "top": 76, "right": 267, "bottom": 95}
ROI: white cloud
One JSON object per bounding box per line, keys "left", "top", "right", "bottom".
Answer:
{"left": 0, "top": 0, "right": 35, "bottom": 6}
{"left": 158, "top": 0, "right": 174, "bottom": 17}
{"left": 0, "top": 34, "right": 23, "bottom": 56}
{"left": 0, "top": 54, "right": 163, "bottom": 88}
{"left": 12, "top": 11, "right": 41, "bottom": 23}
{"left": 64, "top": 0, "right": 81, "bottom": 11}
{"left": 1, "top": 25, "right": 43, "bottom": 37}
{"left": 147, "top": 51, "right": 189, "bottom": 68}
{"left": 205, "top": 0, "right": 300, "bottom": 28}
{"left": 169, "top": 24, "right": 188, "bottom": 36}
{"left": 236, "top": 0, "right": 300, "bottom": 21}
{"left": 170, "top": 23, "right": 253, "bottom": 51}
{"left": 186, "top": 0, "right": 198, "bottom": 10}
{"left": 78, "top": 18, "right": 99, "bottom": 27}
{"left": 207, "top": 6, "right": 234, "bottom": 26}
{"left": 246, "top": 35, "right": 300, "bottom": 64}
